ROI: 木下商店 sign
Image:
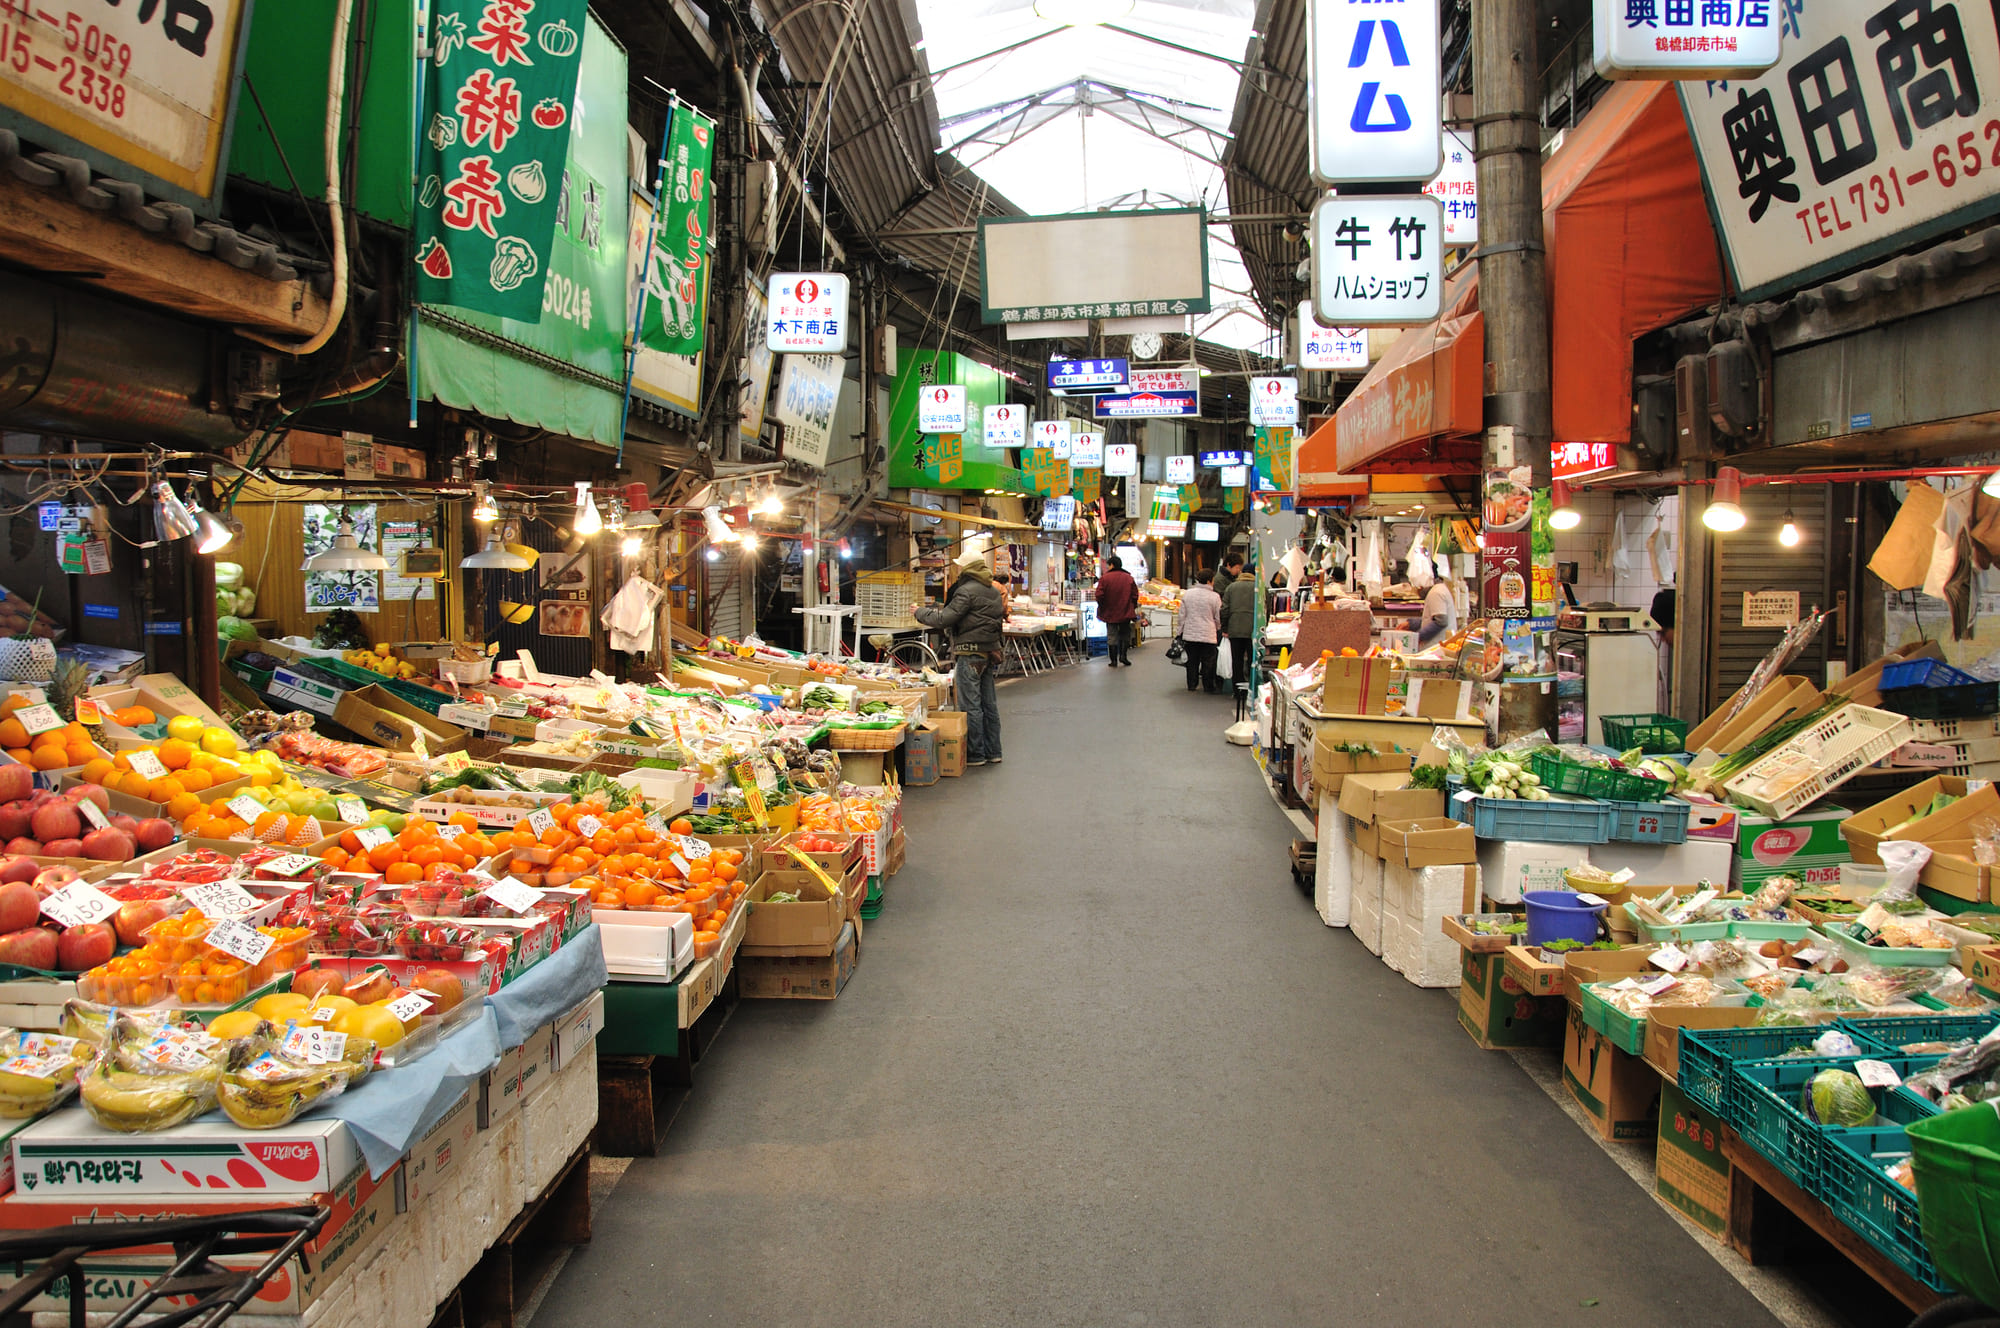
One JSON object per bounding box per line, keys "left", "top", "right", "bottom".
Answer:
{"left": 766, "top": 272, "right": 850, "bottom": 352}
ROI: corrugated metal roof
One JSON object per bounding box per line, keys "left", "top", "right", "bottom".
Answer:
{"left": 1220, "top": 0, "right": 1313, "bottom": 328}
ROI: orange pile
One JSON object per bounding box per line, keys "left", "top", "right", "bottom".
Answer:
{"left": 77, "top": 740, "right": 245, "bottom": 817}
{"left": 0, "top": 694, "right": 100, "bottom": 771}
{"left": 491, "top": 804, "right": 746, "bottom": 946}
{"left": 318, "top": 812, "right": 496, "bottom": 883}
{"left": 80, "top": 908, "right": 312, "bottom": 1007}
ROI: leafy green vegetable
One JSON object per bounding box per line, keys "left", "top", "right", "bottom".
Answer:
{"left": 564, "top": 769, "right": 633, "bottom": 812}
{"left": 1408, "top": 764, "right": 1449, "bottom": 790}
{"left": 1804, "top": 1069, "right": 1877, "bottom": 1127}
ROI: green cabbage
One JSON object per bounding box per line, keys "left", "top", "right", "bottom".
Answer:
{"left": 215, "top": 561, "right": 245, "bottom": 589}
{"left": 1803, "top": 1068, "right": 1876, "bottom": 1127}
{"left": 217, "top": 616, "right": 257, "bottom": 642}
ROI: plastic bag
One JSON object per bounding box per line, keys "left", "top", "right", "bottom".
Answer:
{"left": 1976, "top": 818, "right": 2000, "bottom": 868}
{"left": 1407, "top": 526, "right": 1437, "bottom": 590}
{"left": 1876, "top": 840, "right": 1934, "bottom": 900}
{"left": 78, "top": 1014, "right": 223, "bottom": 1132}
{"left": 215, "top": 1034, "right": 357, "bottom": 1130}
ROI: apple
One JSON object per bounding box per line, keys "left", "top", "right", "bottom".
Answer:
{"left": 30, "top": 803, "right": 79, "bottom": 845}
{"left": 133, "top": 819, "right": 176, "bottom": 853}
{"left": 342, "top": 969, "right": 394, "bottom": 1004}
{"left": 26, "top": 790, "right": 54, "bottom": 808}
{"left": 79, "top": 828, "right": 133, "bottom": 863}
{"left": 0, "top": 763, "right": 32, "bottom": 804}
{"left": 0, "top": 882, "right": 36, "bottom": 934}
{"left": 109, "top": 813, "right": 138, "bottom": 835}
{"left": 411, "top": 968, "right": 465, "bottom": 1013}
{"left": 0, "top": 803, "right": 33, "bottom": 844}
{"left": 291, "top": 966, "right": 345, "bottom": 1000}
{"left": 61, "top": 785, "right": 108, "bottom": 813}
{"left": 41, "top": 839, "right": 82, "bottom": 860}
{"left": 0, "top": 856, "right": 37, "bottom": 886}
{"left": 113, "top": 898, "right": 171, "bottom": 947}
{"left": 0, "top": 926, "right": 57, "bottom": 970}
{"left": 57, "top": 922, "right": 115, "bottom": 971}
{"left": 31, "top": 867, "right": 78, "bottom": 896}
{"left": 3, "top": 839, "right": 42, "bottom": 858}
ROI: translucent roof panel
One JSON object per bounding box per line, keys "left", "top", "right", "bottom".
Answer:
{"left": 915, "top": 0, "right": 1270, "bottom": 353}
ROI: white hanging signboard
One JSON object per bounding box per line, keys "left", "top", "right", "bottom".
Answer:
{"left": 1033, "top": 420, "right": 1072, "bottom": 451}
{"left": 766, "top": 273, "right": 851, "bottom": 353}
{"left": 1311, "top": 195, "right": 1444, "bottom": 325}
{"left": 1221, "top": 465, "right": 1250, "bottom": 489}
{"left": 984, "top": 405, "right": 1027, "bottom": 448}
{"left": 1104, "top": 443, "right": 1139, "bottom": 477}
{"left": 917, "top": 385, "right": 967, "bottom": 434}
{"left": 1249, "top": 377, "right": 1300, "bottom": 428}
{"left": 1594, "top": 0, "right": 1782, "bottom": 79}
{"left": 1298, "top": 304, "right": 1372, "bottom": 370}
{"left": 1308, "top": 0, "right": 1443, "bottom": 185}
{"left": 1424, "top": 129, "right": 1479, "bottom": 246}
{"left": 1164, "top": 455, "right": 1196, "bottom": 484}
{"left": 1071, "top": 433, "right": 1105, "bottom": 469}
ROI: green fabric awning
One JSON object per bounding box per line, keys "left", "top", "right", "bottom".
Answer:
{"left": 416, "top": 314, "right": 624, "bottom": 449}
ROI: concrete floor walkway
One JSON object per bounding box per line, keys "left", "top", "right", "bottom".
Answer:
{"left": 539, "top": 658, "right": 1797, "bottom": 1328}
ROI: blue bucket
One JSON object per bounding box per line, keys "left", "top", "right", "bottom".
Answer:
{"left": 1522, "top": 889, "right": 1607, "bottom": 946}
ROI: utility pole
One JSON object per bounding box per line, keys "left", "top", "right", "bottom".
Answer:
{"left": 1473, "top": 0, "right": 1556, "bottom": 741}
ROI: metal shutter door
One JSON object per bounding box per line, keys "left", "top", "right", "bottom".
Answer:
{"left": 1706, "top": 484, "right": 1834, "bottom": 711}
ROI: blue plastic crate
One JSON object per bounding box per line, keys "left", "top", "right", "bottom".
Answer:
{"left": 1821, "top": 1124, "right": 1956, "bottom": 1292}
{"left": 1606, "top": 798, "right": 1690, "bottom": 844}
{"left": 1839, "top": 1013, "right": 2000, "bottom": 1056}
{"left": 1881, "top": 658, "right": 1983, "bottom": 689}
{"left": 1678, "top": 1025, "right": 1833, "bottom": 1118}
{"left": 1449, "top": 791, "right": 1613, "bottom": 844}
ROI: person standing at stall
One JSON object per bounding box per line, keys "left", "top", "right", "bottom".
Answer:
{"left": 1096, "top": 554, "right": 1139, "bottom": 668}
{"left": 1417, "top": 570, "right": 1461, "bottom": 647}
{"left": 1221, "top": 562, "right": 1257, "bottom": 691}
{"left": 1179, "top": 570, "right": 1223, "bottom": 693}
{"left": 914, "top": 554, "right": 1007, "bottom": 766}
{"left": 1215, "top": 552, "right": 1244, "bottom": 597}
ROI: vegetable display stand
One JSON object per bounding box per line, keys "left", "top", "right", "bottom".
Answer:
{"left": 1721, "top": 1125, "right": 1947, "bottom": 1315}
{"left": 1731, "top": 1055, "right": 1940, "bottom": 1196}
{"left": 1605, "top": 798, "right": 1690, "bottom": 844}
{"left": 1450, "top": 791, "right": 1614, "bottom": 843}
{"left": 1598, "top": 713, "right": 1690, "bottom": 753}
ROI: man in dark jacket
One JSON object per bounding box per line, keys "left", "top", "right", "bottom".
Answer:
{"left": 1095, "top": 555, "right": 1140, "bottom": 667}
{"left": 914, "top": 555, "right": 1007, "bottom": 765}
{"left": 1214, "top": 551, "right": 1244, "bottom": 597}
{"left": 1221, "top": 563, "right": 1258, "bottom": 693}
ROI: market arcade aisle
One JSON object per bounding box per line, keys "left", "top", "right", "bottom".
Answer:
{"left": 541, "top": 661, "right": 1785, "bottom": 1328}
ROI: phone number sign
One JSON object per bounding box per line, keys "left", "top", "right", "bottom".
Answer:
{"left": 0, "top": 0, "right": 247, "bottom": 206}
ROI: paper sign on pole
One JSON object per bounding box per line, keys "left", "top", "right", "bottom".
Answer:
{"left": 1308, "top": 0, "right": 1443, "bottom": 185}
{"left": 1311, "top": 195, "right": 1444, "bottom": 325}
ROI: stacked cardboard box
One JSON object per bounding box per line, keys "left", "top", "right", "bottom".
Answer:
{"left": 1375, "top": 819, "right": 1479, "bottom": 988}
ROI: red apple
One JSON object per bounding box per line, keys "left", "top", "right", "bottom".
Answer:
{"left": 0, "top": 856, "right": 38, "bottom": 885}
{"left": 0, "top": 882, "right": 36, "bottom": 934}
{"left": 41, "top": 839, "right": 82, "bottom": 860}
{"left": 78, "top": 828, "right": 132, "bottom": 863}
{"left": 26, "top": 790, "right": 54, "bottom": 808}
{"left": 113, "top": 898, "right": 171, "bottom": 947}
{"left": 30, "top": 803, "right": 79, "bottom": 845}
{"left": 0, "top": 763, "right": 32, "bottom": 804}
{"left": 0, "top": 927, "right": 58, "bottom": 971}
{"left": 56, "top": 922, "right": 114, "bottom": 971}
{"left": 0, "top": 803, "right": 34, "bottom": 844}
{"left": 133, "top": 819, "right": 176, "bottom": 853}
{"left": 342, "top": 969, "right": 393, "bottom": 1004}
{"left": 31, "top": 867, "right": 78, "bottom": 895}
{"left": 4, "top": 839, "right": 43, "bottom": 858}
{"left": 411, "top": 968, "right": 465, "bottom": 1012}
{"left": 291, "top": 966, "right": 344, "bottom": 1000}
{"left": 109, "top": 813, "right": 137, "bottom": 835}
{"left": 61, "top": 785, "right": 108, "bottom": 812}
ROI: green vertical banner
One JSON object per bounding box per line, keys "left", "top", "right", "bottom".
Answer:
{"left": 640, "top": 104, "right": 715, "bottom": 356}
{"left": 414, "top": 0, "right": 590, "bottom": 318}
{"left": 1255, "top": 426, "right": 1294, "bottom": 493}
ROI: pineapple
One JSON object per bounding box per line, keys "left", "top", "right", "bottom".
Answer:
{"left": 47, "top": 658, "right": 90, "bottom": 721}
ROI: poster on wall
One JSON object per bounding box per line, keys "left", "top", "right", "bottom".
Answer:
{"left": 381, "top": 521, "right": 437, "bottom": 602}
{"left": 303, "top": 505, "right": 379, "bottom": 614}
{"left": 540, "top": 546, "right": 591, "bottom": 596}
{"left": 538, "top": 602, "right": 591, "bottom": 637}
{"left": 740, "top": 279, "right": 776, "bottom": 444}
{"left": 774, "top": 353, "right": 844, "bottom": 468}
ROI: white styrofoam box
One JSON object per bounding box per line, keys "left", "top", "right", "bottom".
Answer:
{"left": 1399, "top": 913, "right": 1463, "bottom": 989}
{"left": 15, "top": 1109, "right": 357, "bottom": 1195}
{"left": 1350, "top": 841, "right": 1384, "bottom": 955}
{"left": 596, "top": 911, "right": 695, "bottom": 980}
{"left": 1392, "top": 862, "right": 1482, "bottom": 926}
{"left": 1316, "top": 799, "right": 1354, "bottom": 927}
{"left": 1477, "top": 838, "right": 1590, "bottom": 905}
{"left": 1588, "top": 836, "right": 1733, "bottom": 884}
{"left": 517, "top": 1038, "right": 596, "bottom": 1211}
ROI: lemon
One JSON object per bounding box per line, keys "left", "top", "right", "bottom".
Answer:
{"left": 252, "top": 993, "right": 311, "bottom": 1022}
{"left": 200, "top": 727, "right": 238, "bottom": 758}
{"left": 207, "top": 1010, "right": 267, "bottom": 1039}
{"left": 166, "top": 715, "right": 205, "bottom": 743}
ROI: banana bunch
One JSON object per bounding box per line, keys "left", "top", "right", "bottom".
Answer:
{"left": 79, "top": 1057, "right": 220, "bottom": 1132}
{"left": 0, "top": 1031, "right": 92, "bottom": 1119}
{"left": 216, "top": 1039, "right": 353, "bottom": 1130}
{"left": 60, "top": 1001, "right": 173, "bottom": 1048}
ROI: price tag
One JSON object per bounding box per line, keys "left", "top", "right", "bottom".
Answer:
{"left": 281, "top": 1025, "right": 338, "bottom": 1064}
{"left": 1572, "top": 892, "right": 1608, "bottom": 908}
{"left": 437, "top": 704, "right": 492, "bottom": 732}
{"left": 205, "top": 918, "right": 274, "bottom": 964}
{"left": 783, "top": 845, "right": 843, "bottom": 898}
{"left": 669, "top": 853, "right": 691, "bottom": 876}
{"left": 257, "top": 854, "right": 321, "bottom": 878}
{"left": 1793, "top": 945, "right": 1829, "bottom": 966}
{"left": 526, "top": 808, "right": 556, "bottom": 837}
{"left": 354, "top": 825, "right": 393, "bottom": 850}
{"left": 677, "top": 835, "right": 712, "bottom": 861}
{"left": 1650, "top": 942, "right": 1691, "bottom": 973}
{"left": 181, "top": 881, "right": 259, "bottom": 916}
{"left": 384, "top": 991, "right": 432, "bottom": 1023}
{"left": 482, "top": 877, "right": 544, "bottom": 914}
{"left": 1452, "top": 789, "right": 1477, "bottom": 804}
{"left": 496, "top": 702, "right": 531, "bottom": 719}
{"left": 441, "top": 750, "right": 472, "bottom": 773}
{"left": 138, "top": 1030, "right": 217, "bottom": 1072}
{"left": 76, "top": 799, "right": 109, "bottom": 831}
{"left": 0, "top": 1033, "right": 80, "bottom": 1079}
{"left": 228, "top": 794, "right": 267, "bottom": 823}
{"left": 1636, "top": 974, "right": 1681, "bottom": 997}
{"left": 409, "top": 730, "right": 430, "bottom": 762}
{"left": 575, "top": 815, "right": 603, "bottom": 838}
{"left": 74, "top": 698, "right": 103, "bottom": 726}
{"left": 14, "top": 704, "right": 63, "bottom": 737}
{"left": 311, "top": 1002, "right": 342, "bottom": 1023}
{"left": 40, "top": 882, "right": 117, "bottom": 928}
{"left": 337, "top": 798, "right": 370, "bottom": 824}
{"left": 126, "top": 750, "right": 169, "bottom": 781}
{"left": 644, "top": 814, "right": 668, "bottom": 836}
{"left": 1857, "top": 1059, "right": 1904, "bottom": 1088}
{"left": 244, "top": 1052, "right": 296, "bottom": 1082}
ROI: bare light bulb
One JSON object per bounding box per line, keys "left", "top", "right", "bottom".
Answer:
{"left": 621, "top": 533, "right": 643, "bottom": 557}
{"left": 1779, "top": 516, "right": 1801, "bottom": 547}
{"left": 572, "top": 482, "right": 602, "bottom": 537}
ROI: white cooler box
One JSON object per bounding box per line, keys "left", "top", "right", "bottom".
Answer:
{"left": 594, "top": 911, "right": 695, "bottom": 982}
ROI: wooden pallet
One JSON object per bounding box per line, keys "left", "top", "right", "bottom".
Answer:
{"left": 461, "top": 1142, "right": 593, "bottom": 1328}
{"left": 594, "top": 965, "right": 741, "bottom": 1157}
{"left": 1720, "top": 1127, "right": 1944, "bottom": 1315}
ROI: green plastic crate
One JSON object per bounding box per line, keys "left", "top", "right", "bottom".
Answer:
{"left": 1907, "top": 1105, "right": 2000, "bottom": 1307}
{"left": 1839, "top": 1012, "right": 2000, "bottom": 1056}
{"left": 1821, "top": 1124, "right": 1955, "bottom": 1292}
{"left": 1598, "top": 713, "right": 1690, "bottom": 754}
{"left": 1579, "top": 982, "right": 1650, "bottom": 1054}
{"left": 1531, "top": 751, "right": 1672, "bottom": 802}
{"left": 1677, "top": 1025, "right": 1835, "bottom": 1118}
{"left": 1734, "top": 1054, "right": 1940, "bottom": 1197}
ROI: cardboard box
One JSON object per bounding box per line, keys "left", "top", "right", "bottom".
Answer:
{"left": 401, "top": 1086, "right": 476, "bottom": 1212}
{"left": 1458, "top": 947, "right": 1565, "bottom": 1049}
{"left": 1562, "top": 1003, "right": 1662, "bottom": 1141}
{"left": 267, "top": 665, "right": 345, "bottom": 718}
{"left": 1735, "top": 803, "right": 1854, "bottom": 873}
{"left": 1477, "top": 838, "right": 1591, "bottom": 906}
{"left": 479, "top": 1040, "right": 527, "bottom": 1128}
{"left": 1642, "top": 1004, "right": 1760, "bottom": 1084}
{"left": 1310, "top": 739, "right": 1414, "bottom": 793}
{"left": 1337, "top": 772, "right": 1443, "bottom": 828}
{"left": 514, "top": 1022, "right": 554, "bottom": 1104}
{"left": 742, "top": 876, "right": 850, "bottom": 954}
{"left": 1657, "top": 1078, "right": 1732, "bottom": 1238}
{"left": 1378, "top": 817, "right": 1475, "bottom": 868}
{"left": 1562, "top": 944, "right": 1662, "bottom": 990}
{"left": 15, "top": 1109, "right": 357, "bottom": 1195}
{"left": 887, "top": 825, "right": 907, "bottom": 876}
{"left": 739, "top": 919, "right": 858, "bottom": 999}
{"left": 1320, "top": 656, "right": 1391, "bottom": 715}
{"left": 550, "top": 991, "right": 604, "bottom": 1073}
{"left": 930, "top": 710, "right": 968, "bottom": 777}
{"left": 1842, "top": 776, "right": 1996, "bottom": 902}
{"left": 1503, "top": 944, "right": 1568, "bottom": 998}
{"left": 332, "top": 685, "right": 469, "bottom": 755}
{"left": 1404, "top": 677, "right": 1475, "bottom": 721}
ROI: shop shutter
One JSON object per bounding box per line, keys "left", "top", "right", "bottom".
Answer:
{"left": 707, "top": 546, "right": 750, "bottom": 639}
{"left": 1705, "top": 484, "right": 1833, "bottom": 712}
